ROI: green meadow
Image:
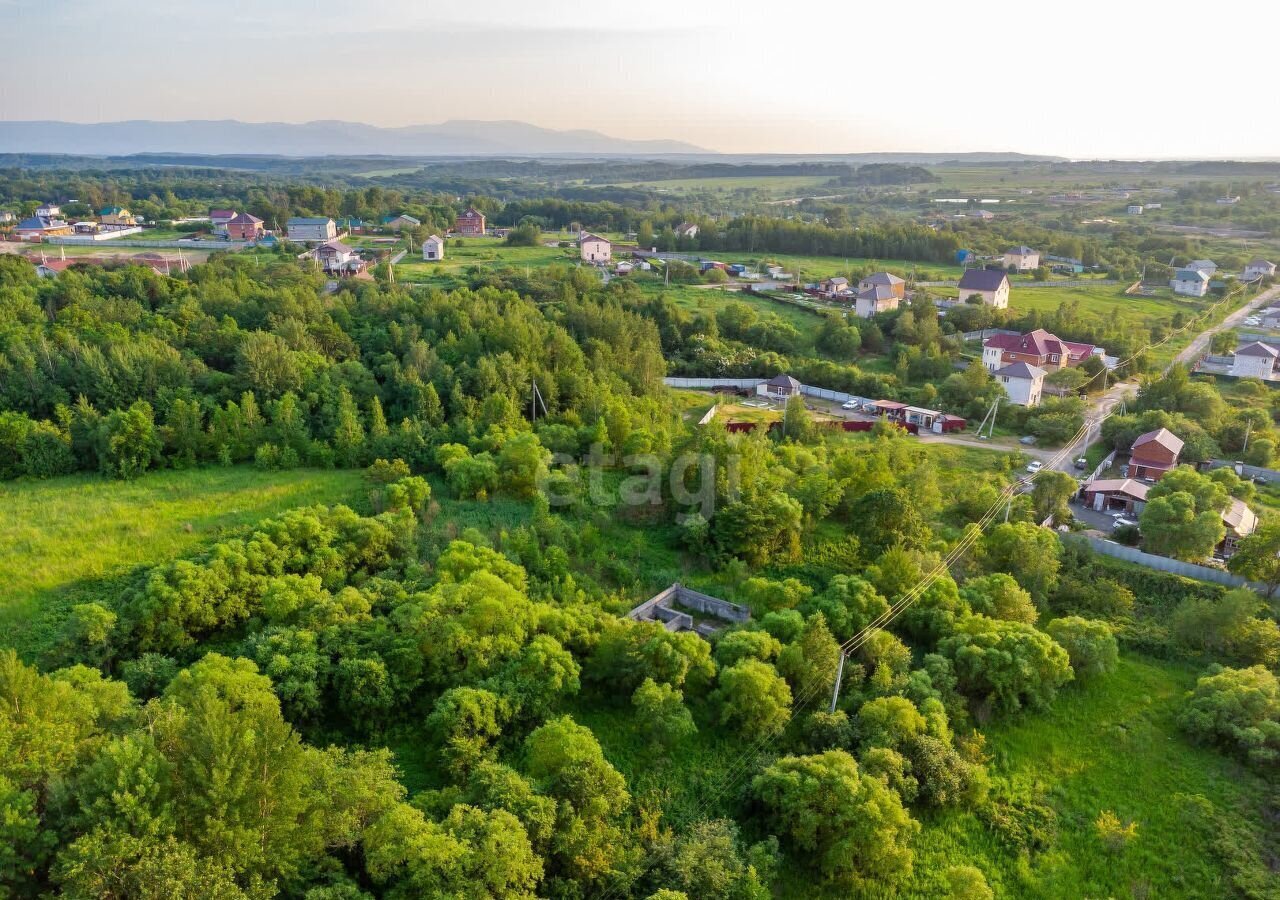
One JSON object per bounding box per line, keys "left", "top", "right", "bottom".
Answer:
{"left": 0, "top": 466, "right": 365, "bottom": 658}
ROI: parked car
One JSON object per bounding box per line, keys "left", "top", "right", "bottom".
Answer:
{"left": 841, "top": 400, "right": 859, "bottom": 410}
{"left": 1019, "top": 435, "right": 1037, "bottom": 445}
{"left": 1026, "top": 460, "right": 1044, "bottom": 474}
{"left": 1073, "top": 457, "right": 1088, "bottom": 469}
{"left": 1113, "top": 517, "right": 1137, "bottom": 529}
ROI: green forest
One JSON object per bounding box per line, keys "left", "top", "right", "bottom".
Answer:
{"left": 2, "top": 165, "right": 1279, "bottom": 900}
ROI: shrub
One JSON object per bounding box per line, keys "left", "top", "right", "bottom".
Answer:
{"left": 1178, "top": 664, "right": 1279, "bottom": 768}
{"left": 1045, "top": 617, "right": 1119, "bottom": 679}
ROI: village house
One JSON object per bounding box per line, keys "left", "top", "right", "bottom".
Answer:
{"left": 1244, "top": 259, "right": 1276, "bottom": 281}
{"left": 99, "top": 206, "right": 137, "bottom": 227}
{"left": 854, "top": 285, "right": 900, "bottom": 318}
{"left": 0, "top": 211, "right": 14, "bottom": 224}
{"left": 676, "top": 222, "right": 699, "bottom": 239}
{"left": 756, "top": 373, "right": 802, "bottom": 400}
{"left": 1186, "top": 259, "right": 1218, "bottom": 276}
{"left": 310, "top": 239, "right": 365, "bottom": 275}
{"left": 455, "top": 207, "right": 486, "bottom": 237}
{"left": 72, "top": 221, "right": 100, "bottom": 235}
{"left": 422, "top": 234, "right": 445, "bottom": 261}
{"left": 1220, "top": 499, "right": 1258, "bottom": 558}
{"left": 225, "top": 212, "right": 265, "bottom": 241}
{"left": 982, "top": 328, "right": 1096, "bottom": 372}
{"left": 1263, "top": 307, "right": 1280, "bottom": 329}
{"left": 1125, "top": 428, "right": 1183, "bottom": 480}
{"left": 614, "top": 261, "right": 634, "bottom": 275}
{"left": 820, "top": 275, "right": 851, "bottom": 296}
{"left": 992, "top": 361, "right": 1045, "bottom": 407}
{"left": 1127, "top": 204, "right": 1144, "bottom": 215}
{"left": 287, "top": 217, "right": 337, "bottom": 243}
{"left": 1002, "top": 245, "right": 1040, "bottom": 271}
{"left": 956, "top": 268, "right": 1010, "bottom": 308}
{"left": 35, "top": 202, "right": 61, "bottom": 218}
{"left": 1171, "top": 268, "right": 1210, "bottom": 297}
{"left": 857, "top": 272, "right": 906, "bottom": 298}
{"left": 209, "top": 209, "right": 238, "bottom": 234}
{"left": 1080, "top": 478, "right": 1149, "bottom": 515}
{"left": 382, "top": 213, "right": 421, "bottom": 231}
{"left": 1230, "top": 341, "right": 1279, "bottom": 379}
{"left": 15, "top": 215, "right": 73, "bottom": 239}
{"left": 579, "top": 233, "right": 612, "bottom": 264}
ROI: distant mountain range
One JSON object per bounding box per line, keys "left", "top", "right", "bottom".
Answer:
{"left": 0, "top": 119, "right": 711, "bottom": 157}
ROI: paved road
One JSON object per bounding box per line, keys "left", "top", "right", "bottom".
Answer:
{"left": 1170, "top": 284, "right": 1280, "bottom": 370}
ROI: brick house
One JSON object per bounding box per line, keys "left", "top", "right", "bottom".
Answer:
{"left": 579, "top": 233, "right": 612, "bottom": 264}
{"left": 210, "top": 209, "right": 238, "bottom": 234}
{"left": 982, "top": 328, "right": 1096, "bottom": 372}
{"left": 225, "top": 212, "right": 265, "bottom": 241}
{"left": 1124, "top": 428, "right": 1183, "bottom": 480}
{"left": 455, "top": 207, "right": 486, "bottom": 236}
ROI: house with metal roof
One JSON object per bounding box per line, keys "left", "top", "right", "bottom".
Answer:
{"left": 1002, "top": 246, "right": 1040, "bottom": 271}
{"left": 755, "top": 373, "right": 802, "bottom": 400}
{"left": 286, "top": 217, "right": 337, "bottom": 243}
{"left": 1125, "top": 428, "right": 1184, "bottom": 480}
{"left": 1244, "top": 259, "right": 1276, "bottom": 281}
{"left": 1220, "top": 499, "right": 1258, "bottom": 558}
{"left": 1081, "top": 478, "right": 1149, "bottom": 514}
{"left": 982, "top": 328, "right": 1096, "bottom": 372}
{"left": 1170, "top": 268, "right": 1210, "bottom": 297}
{"left": 1230, "top": 341, "right": 1280, "bottom": 379}
{"left": 857, "top": 272, "right": 906, "bottom": 297}
{"left": 422, "top": 234, "right": 445, "bottom": 261}
{"left": 957, "top": 268, "right": 1011, "bottom": 308}
{"left": 992, "top": 360, "right": 1045, "bottom": 407}
{"left": 854, "top": 284, "right": 901, "bottom": 318}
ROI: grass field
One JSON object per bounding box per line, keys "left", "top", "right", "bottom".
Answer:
{"left": 610, "top": 175, "right": 837, "bottom": 196}
{"left": 0, "top": 466, "right": 366, "bottom": 658}
{"left": 392, "top": 236, "right": 576, "bottom": 286}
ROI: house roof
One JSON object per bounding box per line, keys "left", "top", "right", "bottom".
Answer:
{"left": 318, "top": 239, "right": 354, "bottom": 253}
{"left": 1188, "top": 259, "right": 1217, "bottom": 270}
{"left": 579, "top": 232, "right": 611, "bottom": 245}
{"left": 1235, "top": 341, "right": 1280, "bottom": 359}
{"left": 1084, "top": 478, "right": 1149, "bottom": 501}
{"left": 827, "top": 276, "right": 848, "bottom": 285}
{"left": 862, "top": 272, "right": 904, "bottom": 286}
{"left": 460, "top": 207, "right": 484, "bottom": 218}
{"left": 100, "top": 206, "right": 127, "bottom": 215}
{"left": 1173, "top": 268, "right": 1210, "bottom": 282}
{"left": 288, "top": 217, "right": 335, "bottom": 226}
{"left": 873, "top": 399, "right": 909, "bottom": 410}
{"left": 1131, "top": 427, "right": 1184, "bottom": 456}
{"left": 210, "top": 209, "right": 237, "bottom": 219}
{"left": 423, "top": 234, "right": 444, "bottom": 244}
{"left": 1006, "top": 245, "right": 1037, "bottom": 256}
{"left": 764, "top": 374, "right": 801, "bottom": 390}
{"left": 1247, "top": 258, "right": 1275, "bottom": 269}
{"left": 383, "top": 214, "right": 421, "bottom": 225}
{"left": 958, "top": 268, "right": 1009, "bottom": 292}
{"left": 984, "top": 328, "right": 1095, "bottom": 361}
{"left": 17, "top": 216, "right": 66, "bottom": 230}
{"left": 993, "top": 361, "right": 1046, "bottom": 380}
{"left": 1222, "top": 498, "right": 1258, "bottom": 536}
{"left": 227, "top": 212, "right": 263, "bottom": 225}
{"left": 856, "top": 285, "right": 898, "bottom": 302}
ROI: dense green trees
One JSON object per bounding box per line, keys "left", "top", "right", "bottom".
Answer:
{"left": 1179, "top": 665, "right": 1279, "bottom": 768}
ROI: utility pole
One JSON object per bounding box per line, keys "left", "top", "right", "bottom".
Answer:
{"left": 828, "top": 652, "right": 847, "bottom": 713}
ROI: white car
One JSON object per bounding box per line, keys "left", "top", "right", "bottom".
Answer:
{"left": 1026, "top": 460, "right": 1043, "bottom": 474}
{"left": 1113, "top": 517, "right": 1137, "bottom": 529}
{"left": 841, "top": 400, "right": 859, "bottom": 410}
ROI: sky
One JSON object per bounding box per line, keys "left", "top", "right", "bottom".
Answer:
{"left": 3, "top": 0, "right": 1277, "bottom": 158}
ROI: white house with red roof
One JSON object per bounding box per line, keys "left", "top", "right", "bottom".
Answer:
{"left": 982, "top": 328, "right": 1096, "bottom": 372}
{"left": 1230, "top": 341, "right": 1280, "bottom": 379}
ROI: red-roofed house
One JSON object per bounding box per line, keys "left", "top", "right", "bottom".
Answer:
{"left": 225, "top": 212, "right": 265, "bottom": 241}
{"left": 455, "top": 207, "right": 486, "bottom": 236}
{"left": 1125, "top": 428, "right": 1184, "bottom": 481}
{"left": 210, "top": 209, "right": 238, "bottom": 234}
{"left": 982, "top": 328, "right": 1096, "bottom": 373}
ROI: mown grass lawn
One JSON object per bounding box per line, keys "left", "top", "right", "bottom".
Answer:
{"left": 0, "top": 466, "right": 366, "bottom": 657}
{"left": 393, "top": 236, "right": 576, "bottom": 285}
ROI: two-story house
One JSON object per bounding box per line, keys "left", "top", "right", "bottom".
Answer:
{"left": 956, "top": 268, "right": 1011, "bottom": 308}
{"left": 1125, "top": 428, "right": 1183, "bottom": 480}
{"left": 982, "top": 329, "right": 1096, "bottom": 372}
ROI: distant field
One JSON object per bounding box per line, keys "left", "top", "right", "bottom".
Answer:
{"left": 0, "top": 467, "right": 365, "bottom": 657}
{"left": 739, "top": 251, "right": 964, "bottom": 282}
{"left": 610, "top": 174, "right": 836, "bottom": 196}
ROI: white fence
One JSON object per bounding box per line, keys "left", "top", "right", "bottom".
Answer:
{"left": 47, "top": 238, "right": 249, "bottom": 250}
{"left": 1081, "top": 537, "right": 1264, "bottom": 591}
{"left": 663, "top": 376, "right": 863, "bottom": 406}
{"left": 1085, "top": 449, "right": 1117, "bottom": 484}
{"left": 46, "top": 227, "right": 144, "bottom": 243}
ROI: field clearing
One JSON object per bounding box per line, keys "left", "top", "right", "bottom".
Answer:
{"left": 899, "top": 655, "right": 1274, "bottom": 899}
{"left": 609, "top": 174, "right": 836, "bottom": 195}
{"left": 638, "top": 282, "right": 826, "bottom": 337}
{"left": 738, "top": 251, "right": 964, "bottom": 282}
{"left": 393, "top": 236, "right": 576, "bottom": 284}
{"left": 0, "top": 467, "right": 365, "bottom": 657}
{"left": 1008, "top": 282, "right": 1200, "bottom": 324}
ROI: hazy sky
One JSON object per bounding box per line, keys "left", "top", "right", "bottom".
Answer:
{"left": 3, "top": 0, "right": 1276, "bottom": 158}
